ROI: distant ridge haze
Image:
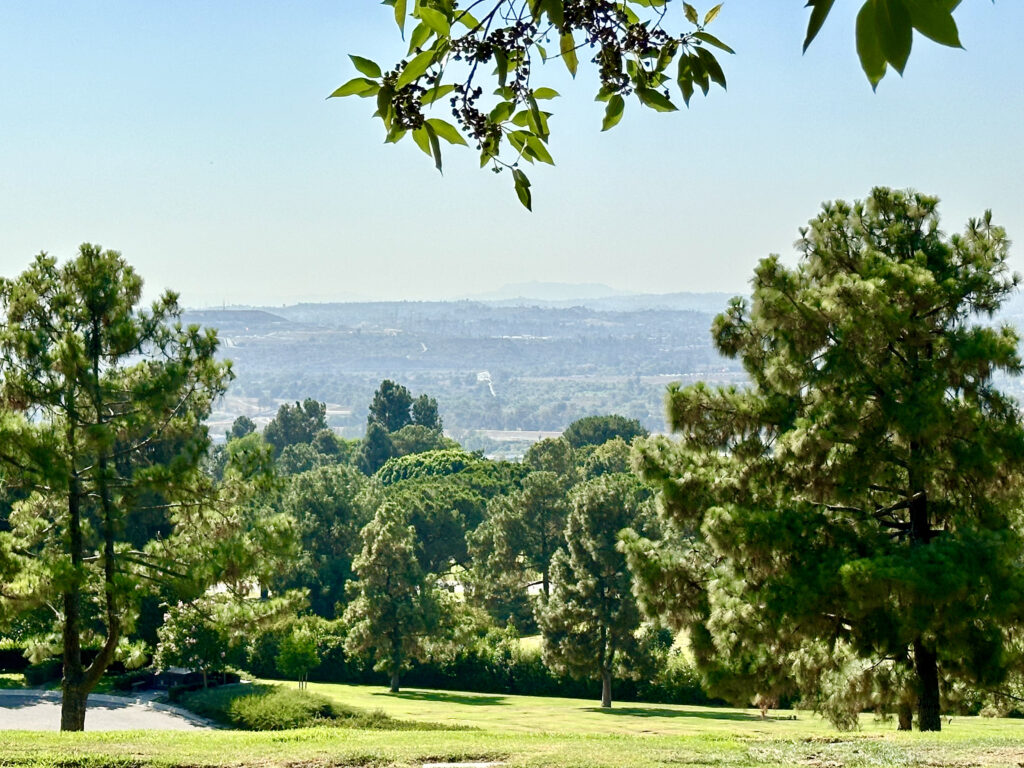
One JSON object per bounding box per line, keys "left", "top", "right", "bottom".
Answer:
{"left": 188, "top": 285, "right": 745, "bottom": 315}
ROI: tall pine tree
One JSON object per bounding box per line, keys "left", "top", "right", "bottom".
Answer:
{"left": 631, "top": 189, "right": 1024, "bottom": 730}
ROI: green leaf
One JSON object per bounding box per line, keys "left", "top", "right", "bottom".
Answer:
{"left": 905, "top": 0, "right": 961, "bottom": 47}
{"left": 694, "top": 31, "right": 735, "bottom": 54}
{"left": 525, "top": 135, "right": 554, "bottom": 165}
{"left": 856, "top": 0, "right": 889, "bottom": 88}
{"left": 527, "top": 95, "right": 548, "bottom": 141}
{"left": 495, "top": 48, "right": 509, "bottom": 89}
{"left": 454, "top": 10, "right": 480, "bottom": 29}
{"left": 873, "top": 0, "right": 913, "bottom": 74}
{"left": 349, "top": 55, "right": 382, "bottom": 79}
{"left": 376, "top": 84, "right": 395, "bottom": 127}
{"left": 544, "top": 0, "right": 565, "bottom": 27}
{"left": 636, "top": 87, "right": 678, "bottom": 112}
{"left": 489, "top": 101, "right": 515, "bottom": 123}
{"left": 602, "top": 94, "right": 625, "bottom": 131}
{"left": 422, "top": 83, "right": 456, "bottom": 105}
{"left": 329, "top": 77, "right": 379, "bottom": 98}
{"left": 396, "top": 49, "right": 435, "bottom": 90}
{"left": 507, "top": 130, "right": 530, "bottom": 158}
{"left": 425, "top": 118, "right": 467, "bottom": 145}
{"left": 411, "top": 126, "right": 432, "bottom": 156}
{"left": 677, "top": 56, "right": 695, "bottom": 105}
{"left": 532, "top": 87, "right": 560, "bottom": 100}
{"left": 688, "top": 53, "right": 710, "bottom": 95}
{"left": 683, "top": 3, "right": 699, "bottom": 25}
{"left": 513, "top": 169, "right": 532, "bottom": 211}
{"left": 696, "top": 47, "right": 727, "bottom": 89}
{"left": 703, "top": 3, "right": 723, "bottom": 25}
{"left": 802, "top": 0, "right": 836, "bottom": 53}
{"left": 408, "top": 22, "right": 432, "bottom": 55}
{"left": 418, "top": 7, "right": 451, "bottom": 37}
{"left": 384, "top": 127, "right": 407, "bottom": 144}
{"left": 393, "top": 0, "right": 408, "bottom": 37}
{"left": 424, "top": 122, "right": 443, "bottom": 173}
{"left": 560, "top": 32, "right": 578, "bottom": 77}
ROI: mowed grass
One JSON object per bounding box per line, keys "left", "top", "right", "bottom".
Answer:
{"left": 4, "top": 680, "right": 1024, "bottom": 767}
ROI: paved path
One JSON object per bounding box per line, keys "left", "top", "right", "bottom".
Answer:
{"left": 0, "top": 690, "right": 213, "bottom": 730}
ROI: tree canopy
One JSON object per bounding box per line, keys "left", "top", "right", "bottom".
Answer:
{"left": 537, "top": 472, "right": 655, "bottom": 708}
{"left": 333, "top": 0, "right": 971, "bottom": 206}
{"left": 263, "top": 399, "right": 329, "bottom": 455}
{"left": 0, "top": 245, "right": 234, "bottom": 730}
{"left": 630, "top": 188, "right": 1024, "bottom": 731}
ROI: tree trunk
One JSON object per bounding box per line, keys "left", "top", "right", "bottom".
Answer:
{"left": 897, "top": 701, "right": 913, "bottom": 731}
{"left": 389, "top": 669, "right": 400, "bottom": 693}
{"left": 906, "top": 471, "right": 941, "bottom": 732}
{"left": 915, "top": 639, "right": 941, "bottom": 731}
{"left": 61, "top": 460, "right": 86, "bottom": 732}
{"left": 60, "top": 681, "right": 88, "bottom": 732}
{"left": 601, "top": 669, "right": 612, "bottom": 709}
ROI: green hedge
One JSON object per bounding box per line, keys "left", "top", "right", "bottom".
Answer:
{"left": 177, "top": 684, "right": 448, "bottom": 731}
{"left": 246, "top": 625, "right": 715, "bottom": 706}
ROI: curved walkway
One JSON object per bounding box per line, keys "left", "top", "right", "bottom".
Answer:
{"left": 0, "top": 689, "right": 214, "bottom": 730}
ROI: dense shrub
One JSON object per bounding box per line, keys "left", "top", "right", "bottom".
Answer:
{"left": 177, "top": 683, "right": 442, "bottom": 730}
{"left": 23, "top": 659, "right": 62, "bottom": 685}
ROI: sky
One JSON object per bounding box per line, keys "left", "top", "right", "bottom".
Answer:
{"left": 0, "top": 2, "right": 1021, "bottom": 306}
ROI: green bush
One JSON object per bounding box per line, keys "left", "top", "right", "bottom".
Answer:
{"left": 177, "top": 683, "right": 443, "bottom": 731}
{"left": 24, "top": 658, "right": 62, "bottom": 686}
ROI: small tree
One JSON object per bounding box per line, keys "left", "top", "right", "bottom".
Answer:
{"left": 343, "top": 502, "right": 440, "bottom": 692}
{"left": 264, "top": 399, "right": 328, "bottom": 455}
{"left": 358, "top": 421, "right": 395, "bottom": 475}
{"left": 227, "top": 415, "right": 257, "bottom": 441}
{"left": 278, "top": 624, "right": 320, "bottom": 689}
{"left": 367, "top": 380, "right": 414, "bottom": 433}
{"left": 537, "top": 473, "right": 653, "bottom": 708}
{"left": 411, "top": 394, "right": 442, "bottom": 431}
{"left": 563, "top": 415, "right": 648, "bottom": 450}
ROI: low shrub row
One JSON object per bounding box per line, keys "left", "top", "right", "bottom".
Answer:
{"left": 176, "top": 683, "right": 452, "bottom": 731}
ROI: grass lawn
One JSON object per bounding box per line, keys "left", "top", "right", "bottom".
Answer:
{"left": 4, "top": 680, "right": 1024, "bottom": 766}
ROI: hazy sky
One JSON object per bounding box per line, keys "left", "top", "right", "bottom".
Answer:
{"left": 1, "top": 2, "right": 1021, "bottom": 306}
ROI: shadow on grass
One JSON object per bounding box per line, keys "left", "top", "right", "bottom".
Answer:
{"left": 376, "top": 690, "right": 509, "bottom": 706}
{"left": 584, "top": 705, "right": 763, "bottom": 721}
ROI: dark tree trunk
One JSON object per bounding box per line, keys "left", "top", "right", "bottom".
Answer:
{"left": 906, "top": 465, "right": 941, "bottom": 732}
{"left": 61, "top": 462, "right": 87, "bottom": 732}
{"left": 897, "top": 702, "right": 913, "bottom": 731}
{"left": 390, "top": 669, "right": 400, "bottom": 693}
{"left": 915, "top": 640, "right": 941, "bottom": 731}
{"left": 60, "top": 681, "right": 88, "bottom": 732}
{"left": 601, "top": 669, "right": 612, "bottom": 709}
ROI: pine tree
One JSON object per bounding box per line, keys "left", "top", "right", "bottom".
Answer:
{"left": 537, "top": 473, "right": 653, "bottom": 708}
{"left": 631, "top": 189, "right": 1024, "bottom": 730}
{"left": 343, "top": 502, "right": 440, "bottom": 692}
{"left": 0, "top": 245, "right": 232, "bottom": 730}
